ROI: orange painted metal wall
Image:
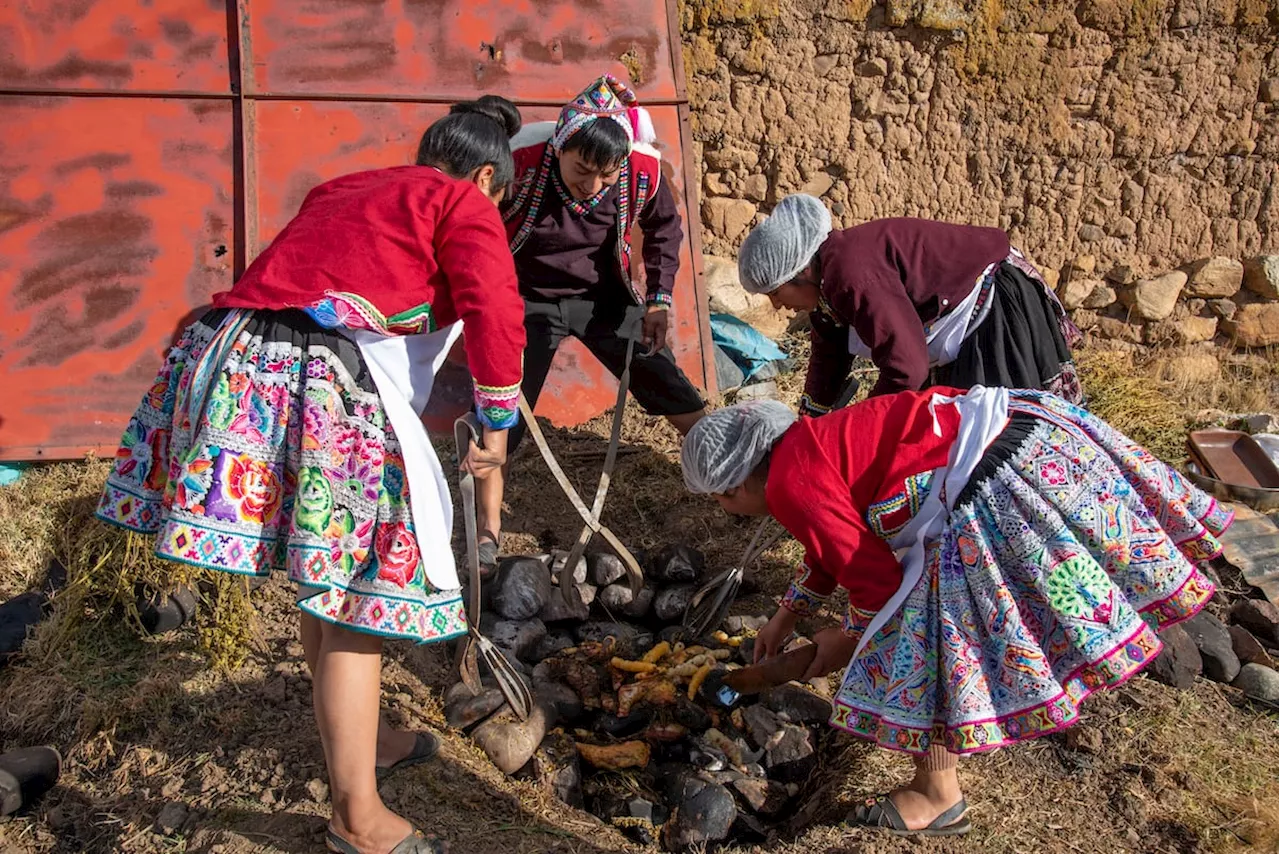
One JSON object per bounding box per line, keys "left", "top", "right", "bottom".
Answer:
{"left": 0, "top": 0, "right": 712, "bottom": 460}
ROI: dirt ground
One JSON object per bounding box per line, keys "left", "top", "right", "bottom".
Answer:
{"left": 0, "top": 342, "right": 1277, "bottom": 854}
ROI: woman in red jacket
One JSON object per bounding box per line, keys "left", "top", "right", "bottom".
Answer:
{"left": 682, "top": 390, "right": 1229, "bottom": 837}
{"left": 96, "top": 97, "right": 526, "bottom": 854}
{"left": 738, "top": 194, "right": 1083, "bottom": 417}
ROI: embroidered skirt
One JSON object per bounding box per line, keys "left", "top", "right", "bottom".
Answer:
{"left": 830, "top": 394, "right": 1231, "bottom": 755}
{"left": 95, "top": 309, "right": 467, "bottom": 644}
{"left": 934, "top": 261, "right": 1084, "bottom": 405}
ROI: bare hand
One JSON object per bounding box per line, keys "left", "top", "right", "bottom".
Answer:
{"left": 641, "top": 306, "right": 669, "bottom": 355}
{"left": 753, "top": 607, "right": 799, "bottom": 663}
{"left": 800, "top": 626, "right": 858, "bottom": 680}
{"left": 460, "top": 428, "right": 508, "bottom": 479}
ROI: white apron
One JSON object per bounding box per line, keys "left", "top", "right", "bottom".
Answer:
{"left": 847, "top": 261, "right": 998, "bottom": 369}
{"left": 347, "top": 323, "right": 466, "bottom": 593}
{"left": 851, "top": 385, "right": 1011, "bottom": 659}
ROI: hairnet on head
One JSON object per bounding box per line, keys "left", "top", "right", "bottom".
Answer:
{"left": 681, "top": 401, "right": 798, "bottom": 494}
{"left": 737, "top": 194, "right": 833, "bottom": 295}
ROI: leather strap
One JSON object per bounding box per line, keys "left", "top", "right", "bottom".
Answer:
{"left": 560, "top": 335, "right": 635, "bottom": 600}
{"left": 517, "top": 393, "right": 645, "bottom": 596}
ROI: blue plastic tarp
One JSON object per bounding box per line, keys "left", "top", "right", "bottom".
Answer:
{"left": 709, "top": 314, "right": 786, "bottom": 386}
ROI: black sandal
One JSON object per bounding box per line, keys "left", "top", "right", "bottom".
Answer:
{"left": 375, "top": 732, "right": 441, "bottom": 782}
{"left": 845, "top": 793, "right": 971, "bottom": 837}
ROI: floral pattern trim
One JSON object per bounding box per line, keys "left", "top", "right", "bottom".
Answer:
{"left": 306, "top": 291, "right": 436, "bottom": 337}
{"left": 475, "top": 381, "right": 521, "bottom": 430}
{"left": 831, "top": 621, "right": 1162, "bottom": 754}
{"left": 780, "top": 562, "right": 832, "bottom": 616}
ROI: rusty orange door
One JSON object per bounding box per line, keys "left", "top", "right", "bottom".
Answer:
{"left": 0, "top": 0, "right": 711, "bottom": 460}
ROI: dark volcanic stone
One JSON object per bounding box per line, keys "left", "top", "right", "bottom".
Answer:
{"left": 443, "top": 683, "right": 507, "bottom": 730}
{"left": 538, "top": 588, "right": 590, "bottom": 623}
{"left": 764, "top": 724, "right": 816, "bottom": 784}
{"left": 533, "top": 680, "right": 584, "bottom": 723}
{"left": 1230, "top": 599, "right": 1279, "bottom": 647}
{"left": 741, "top": 704, "right": 783, "bottom": 750}
{"left": 663, "top": 777, "right": 736, "bottom": 850}
{"left": 763, "top": 684, "right": 833, "bottom": 725}
{"left": 1146, "top": 624, "right": 1202, "bottom": 690}
{"left": 490, "top": 618, "right": 547, "bottom": 662}
{"left": 589, "top": 552, "right": 628, "bottom": 587}
{"left": 1228, "top": 624, "right": 1277, "bottom": 668}
{"left": 532, "top": 630, "right": 576, "bottom": 662}
{"left": 490, "top": 557, "right": 552, "bottom": 621}
{"left": 654, "top": 584, "right": 698, "bottom": 623}
{"left": 651, "top": 544, "right": 706, "bottom": 584}
{"left": 1182, "top": 611, "right": 1242, "bottom": 684}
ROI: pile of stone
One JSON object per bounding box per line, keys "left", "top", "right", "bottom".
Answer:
{"left": 1054, "top": 253, "right": 1278, "bottom": 351}
{"left": 1147, "top": 596, "right": 1279, "bottom": 707}
{"left": 446, "top": 546, "right": 837, "bottom": 851}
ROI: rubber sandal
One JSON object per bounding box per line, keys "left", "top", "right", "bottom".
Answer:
{"left": 326, "top": 827, "right": 447, "bottom": 854}
{"left": 477, "top": 531, "right": 500, "bottom": 578}
{"left": 375, "top": 732, "right": 441, "bottom": 782}
{"left": 845, "top": 794, "right": 971, "bottom": 837}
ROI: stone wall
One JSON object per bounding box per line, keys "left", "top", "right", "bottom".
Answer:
{"left": 681, "top": 0, "right": 1280, "bottom": 350}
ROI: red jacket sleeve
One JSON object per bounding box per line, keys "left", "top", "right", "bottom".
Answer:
{"left": 766, "top": 425, "right": 903, "bottom": 616}
{"left": 435, "top": 187, "right": 526, "bottom": 429}
{"left": 822, "top": 248, "right": 929, "bottom": 397}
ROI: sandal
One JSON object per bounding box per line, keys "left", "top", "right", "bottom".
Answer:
{"left": 477, "top": 531, "right": 500, "bottom": 577}
{"left": 376, "top": 732, "right": 441, "bottom": 782}
{"left": 326, "top": 827, "right": 447, "bottom": 854}
{"left": 845, "top": 793, "right": 971, "bottom": 837}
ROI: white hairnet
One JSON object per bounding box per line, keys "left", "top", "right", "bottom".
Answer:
{"left": 682, "top": 401, "right": 798, "bottom": 494}
{"left": 737, "top": 194, "right": 832, "bottom": 295}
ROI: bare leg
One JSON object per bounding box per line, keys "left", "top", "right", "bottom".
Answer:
{"left": 888, "top": 744, "right": 964, "bottom": 830}
{"left": 312, "top": 620, "right": 414, "bottom": 850}
{"left": 475, "top": 462, "right": 505, "bottom": 551}
{"left": 665, "top": 408, "right": 707, "bottom": 437}
{"left": 301, "top": 613, "right": 415, "bottom": 771}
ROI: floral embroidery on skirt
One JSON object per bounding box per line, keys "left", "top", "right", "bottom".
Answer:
{"left": 96, "top": 309, "right": 466, "bottom": 644}
{"left": 831, "top": 393, "right": 1230, "bottom": 755}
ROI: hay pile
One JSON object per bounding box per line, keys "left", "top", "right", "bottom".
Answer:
{"left": 0, "top": 459, "right": 258, "bottom": 680}
{"left": 1076, "top": 349, "right": 1189, "bottom": 464}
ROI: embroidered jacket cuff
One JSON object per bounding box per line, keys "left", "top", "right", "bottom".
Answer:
{"left": 474, "top": 382, "right": 520, "bottom": 431}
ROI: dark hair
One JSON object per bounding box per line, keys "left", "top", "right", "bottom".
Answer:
{"left": 416, "top": 95, "right": 521, "bottom": 192}
{"left": 561, "top": 117, "right": 630, "bottom": 171}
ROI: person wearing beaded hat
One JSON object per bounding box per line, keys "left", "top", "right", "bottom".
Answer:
{"left": 476, "top": 74, "right": 707, "bottom": 562}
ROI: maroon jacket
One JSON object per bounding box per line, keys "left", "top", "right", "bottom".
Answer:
{"left": 801, "top": 218, "right": 1009, "bottom": 414}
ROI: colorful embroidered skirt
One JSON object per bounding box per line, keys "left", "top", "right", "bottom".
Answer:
{"left": 96, "top": 309, "right": 467, "bottom": 644}
{"left": 831, "top": 394, "right": 1231, "bottom": 755}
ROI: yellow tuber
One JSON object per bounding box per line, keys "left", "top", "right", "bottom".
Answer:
{"left": 642, "top": 641, "right": 671, "bottom": 664}
{"left": 610, "top": 656, "right": 657, "bottom": 674}
{"left": 687, "top": 662, "right": 713, "bottom": 700}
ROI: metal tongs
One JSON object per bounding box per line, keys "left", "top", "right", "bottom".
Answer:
{"left": 683, "top": 517, "right": 785, "bottom": 638}
{"left": 455, "top": 414, "right": 534, "bottom": 721}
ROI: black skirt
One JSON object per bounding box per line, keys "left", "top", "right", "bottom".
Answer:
{"left": 933, "top": 263, "right": 1083, "bottom": 404}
